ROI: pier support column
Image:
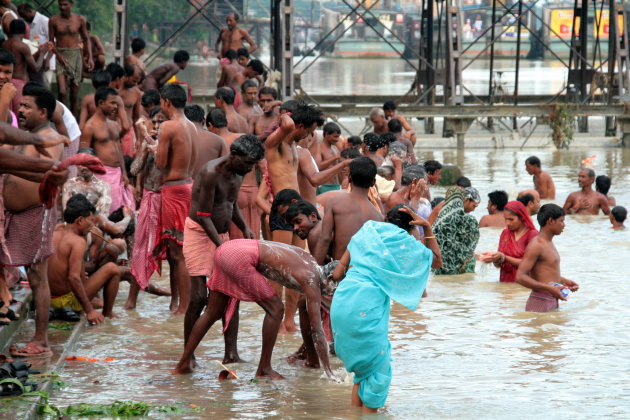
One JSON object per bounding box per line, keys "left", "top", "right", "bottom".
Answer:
{"left": 112, "top": 0, "right": 127, "bottom": 65}
{"left": 445, "top": 117, "right": 474, "bottom": 149}
{"left": 618, "top": 117, "right": 630, "bottom": 148}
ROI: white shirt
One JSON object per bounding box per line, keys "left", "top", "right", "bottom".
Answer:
{"left": 28, "top": 12, "right": 55, "bottom": 70}
{"left": 58, "top": 101, "right": 81, "bottom": 141}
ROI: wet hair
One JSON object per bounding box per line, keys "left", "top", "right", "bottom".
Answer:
{"left": 94, "top": 86, "right": 118, "bottom": 106}
{"left": 123, "top": 155, "right": 133, "bottom": 174}
{"left": 517, "top": 193, "right": 534, "bottom": 207}
{"left": 64, "top": 194, "right": 96, "bottom": 223}
{"left": 431, "top": 196, "right": 444, "bottom": 209}
{"left": 109, "top": 206, "right": 135, "bottom": 236}
{"left": 91, "top": 70, "right": 111, "bottom": 89}
{"left": 340, "top": 146, "right": 361, "bottom": 159}
{"left": 402, "top": 164, "right": 426, "bottom": 186}
{"left": 206, "top": 108, "right": 227, "bottom": 128}
{"left": 595, "top": 175, "right": 611, "bottom": 195}
{"left": 456, "top": 176, "right": 471, "bottom": 188}
{"left": 149, "top": 106, "right": 162, "bottom": 118}
{"left": 382, "top": 100, "right": 397, "bottom": 111}
{"left": 230, "top": 134, "right": 264, "bottom": 160}
{"left": 380, "top": 132, "right": 396, "bottom": 145}
{"left": 18, "top": 4, "right": 35, "bottom": 13}
{"left": 247, "top": 59, "right": 264, "bottom": 75}
{"left": 387, "top": 118, "right": 403, "bottom": 134}
{"left": 463, "top": 187, "right": 480, "bottom": 203}
{"left": 323, "top": 122, "right": 341, "bottom": 135}
{"left": 77, "top": 147, "right": 96, "bottom": 156}
{"left": 349, "top": 156, "right": 377, "bottom": 188}
{"left": 271, "top": 189, "right": 302, "bottom": 214}
{"left": 160, "top": 83, "right": 187, "bottom": 109}
{"left": 611, "top": 206, "right": 627, "bottom": 223}
{"left": 215, "top": 86, "right": 236, "bottom": 105}
{"left": 224, "top": 49, "right": 238, "bottom": 60}
{"left": 526, "top": 155, "right": 541, "bottom": 167}
{"left": 237, "top": 48, "right": 249, "bottom": 58}
{"left": 582, "top": 168, "right": 595, "bottom": 178}
{"left": 424, "top": 159, "right": 442, "bottom": 174}
{"left": 347, "top": 135, "right": 362, "bottom": 146}
{"left": 123, "top": 64, "right": 137, "bottom": 77}
{"left": 9, "top": 19, "right": 26, "bottom": 35}
{"left": 173, "top": 50, "right": 190, "bottom": 64}
{"left": 131, "top": 37, "right": 145, "bottom": 53}
{"left": 537, "top": 203, "right": 564, "bottom": 227}
{"left": 377, "top": 165, "right": 394, "bottom": 179}
{"left": 284, "top": 200, "right": 321, "bottom": 224}
{"left": 363, "top": 132, "right": 387, "bottom": 152}
{"left": 387, "top": 204, "right": 414, "bottom": 232}
{"left": 184, "top": 104, "right": 205, "bottom": 123}
{"left": 0, "top": 48, "right": 15, "bottom": 66}
{"left": 105, "top": 62, "right": 125, "bottom": 81}
{"left": 259, "top": 86, "right": 278, "bottom": 100}
{"left": 369, "top": 107, "right": 385, "bottom": 118}
{"left": 280, "top": 99, "right": 299, "bottom": 114}
{"left": 387, "top": 141, "right": 407, "bottom": 159}
{"left": 488, "top": 190, "right": 508, "bottom": 211}
{"left": 141, "top": 89, "right": 160, "bottom": 107}
{"left": 292, "top": 104, "right": 324, "bottom": 128}
{"left": 241, "top": 78, "right": 258, "bottom": 92}
{"left": 22, "top": 82, "right": 56, "bottom": 119}
{"left": 229, "top": 13, "right": 240, "bottom": 22}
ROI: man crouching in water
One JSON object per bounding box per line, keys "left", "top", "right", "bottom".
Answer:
{"left": 48, "top": 194, "right": 121, "bottom": 323}
{"left": 172, "top": 239, "right": 337, "bottom": 380}
{"left": 516, "top": 204, "right": 579, "bottom": 312}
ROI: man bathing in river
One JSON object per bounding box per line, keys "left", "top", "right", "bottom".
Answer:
{"left": 525, "top": 156, "right": 555, "bottom": 199}
{"left": 563, "top": 169, "right": 610, "bottom": 216}
{"left": 183, "top": 134, "right": 262, "bottom": 365}
{"left": 173, "top": 239, "right": 336, "bottom": 380}
{"left": 516, "top": 204, "right": 579, "bottom": 312}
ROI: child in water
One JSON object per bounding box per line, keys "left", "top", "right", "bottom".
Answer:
{"left": 610, "top": 206, "right": 627, "bottom": 230}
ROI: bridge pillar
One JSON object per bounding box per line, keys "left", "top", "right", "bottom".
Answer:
{"left": 113, "top": 0, "right": 128, "bottom": 65}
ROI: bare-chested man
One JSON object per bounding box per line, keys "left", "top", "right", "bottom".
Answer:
{"left": 313, "top": 122, "right": 343, "bottom": 194}
{"left": 3, "top": 84, "right": 65, "bottom": 358}
{"left": 563, "top": 168, "right": 610, "bottom": 216}
{"left": 517, "top": 189, "right": 541, "bottom": 217}
{"left": 183, "top": 134, "right": 262, "bottom": 364}
{"left": 216, "top": 49, "right": 242, "bottom": 89}
{"left": 49, "top": 0, "right": 92, "bottom": 116}
{"left": 525, "top": 156, "right": 555, "bottom": 199}
{"left": 214, "top": 86, "right": 248, "bottom": 133}
{"left": 313, "top": 157, "right": 384, "bottom": 264}
{"left": 80, "top": 86, "right": 133, "bottom": 215}
{"left": 479, "top": 190, "right": 508, "bottom": 228}
{"left": 125, "top": 38, "right": 146, "bottom": 72}
{"left": 266, "top": 104, "right": 324, "bottom": 332}
{"left": 249, "top": 86, "right": 279, "bottom": 139}
{"left": 141, "top": 50, "right": 189, "bottom": 92}
{"left": 369, "top": 107, "right": 388, "bottom": 134}
{"left": 78, "top": 70, "right": 110, "bottom": 130}
{"left": 173, "top": 238, "right": 336, "bottom": 380}
{"left": 516, "top": 204, "right": 579, "bottom": 312}
{"left": 120, "top": 64, "right": 143, "bottom": 156}
{"left": 152, "top": 83, "right": 196, "bottom": 315}
{"left": 3, "top": 19, "right": 48, "bottom": 113}
{"left": 383, "top": 100, "right": 416, "bottom": 145}
{"left": 237, "top": 79, "right": 262, "bottom": 119}
{"left": 184, "top": 104, "right": 227, "bottom": 175}
{"left": 215, "top": 13, "right": 257, "bottom": 58}
{"left": 206, "top": 108, "right": 260, "bottom": 239}
{"left": 84, "top": 21, "right": 105, "bottom": 74}
{"left": 231, "top": 59, "right": 264, "bottom": 96}
{"left": 48, "top": 194, "right": 121, "bottom": 325}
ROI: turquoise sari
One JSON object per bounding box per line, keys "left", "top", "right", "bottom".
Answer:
{"left": 330, "top": 221, "right": 432, "bottom": 409}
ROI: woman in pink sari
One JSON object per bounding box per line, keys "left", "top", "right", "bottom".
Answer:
{"left": 487, "top": 200, "right": 538, "bottom": 282}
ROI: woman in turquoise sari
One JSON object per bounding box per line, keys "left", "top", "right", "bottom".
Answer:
{"left": 330, "top": 205, "right": 442, "bottom": 413}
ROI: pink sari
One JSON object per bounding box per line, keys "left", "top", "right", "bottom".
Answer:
{"left": 498, "top": 201, "right": 538, "bottom": 283}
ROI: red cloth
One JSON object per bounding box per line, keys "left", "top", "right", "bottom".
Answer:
{"left": 39, "top": 153, "right": 106, "bottom": 209}
{"left": 207, "top": 239, "right": 276, "bottom": 331}
{"left": 228, "top": 185, "right": 260, "bottom": 239}
{"left": 0, "top": 204, "right": 57, "bottom": 266}
{"left": 10, "top": 78, "right": 25, "bottom": 115}
{"left": 152, "top": 182, "right": 192, "bottom": 268}
{"left": 121, "top": 129, "right": 135, "bottom": 157}
{"left": 525, "top": 291, "right": 559, "bottom": 312}
{"left": 498, "top": 201, "right": 538, "bottom": 283}
{"left": 131, "top": 189, "right": 161, "bottom": 289}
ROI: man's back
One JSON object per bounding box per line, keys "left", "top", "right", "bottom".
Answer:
{"left": 227, "top": 108, "right": 248, "bottom": 133}
{"left": 48, "top": 225, "right": 84, "bottom": 295}
{"left": 193, "top": 129, "right": 227, "bottom": 176}
{"left": 159, "top": 118, "right": 196, "bottom": 182}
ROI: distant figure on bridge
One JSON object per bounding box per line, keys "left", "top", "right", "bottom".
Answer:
{"left": 215, "top": 13, "right": 257, "bottom": 59}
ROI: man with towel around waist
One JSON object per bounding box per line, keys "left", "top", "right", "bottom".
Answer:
{"left": 152, "top": 83, "right": 196, "bottom": 315}
{"left": 49, "top": 0, "right": 93, "bottom": 116}
{"left": 183, "top": 133, "right": 262, "bottom": 365}
{"left": 2, "top": 83, "right": 66, "bottom": 358}
{"left": 80, "top": 86, "right": 133, "bottom": 214}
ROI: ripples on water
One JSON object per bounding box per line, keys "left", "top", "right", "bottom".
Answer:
{"left": 52, "top": 149, "right": 630, "bottom": 419}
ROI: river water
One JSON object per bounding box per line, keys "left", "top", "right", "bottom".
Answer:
{"left": 49, "top": 147, "right": 630, "bottom": 419}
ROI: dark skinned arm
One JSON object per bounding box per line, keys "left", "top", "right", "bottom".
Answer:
{"left": 231, "top": 200, "right": 254, "bottom": 238}
{"left": 304, "top": 287, "right": 334, "bottom": 379}
{"left": 67, "top": 239, "right": 104, "bottom": 324}
{"left": 313, "top": 203, "right": 335, "bottom": 265}
{"left": 194, "top": 171, "right": 225, "bottom": 247}
{"left": 241, "top": 29, "right": 257, "bottom": 54}
{"left": 79, "top": 17, "right": 93, "bottom": 70}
